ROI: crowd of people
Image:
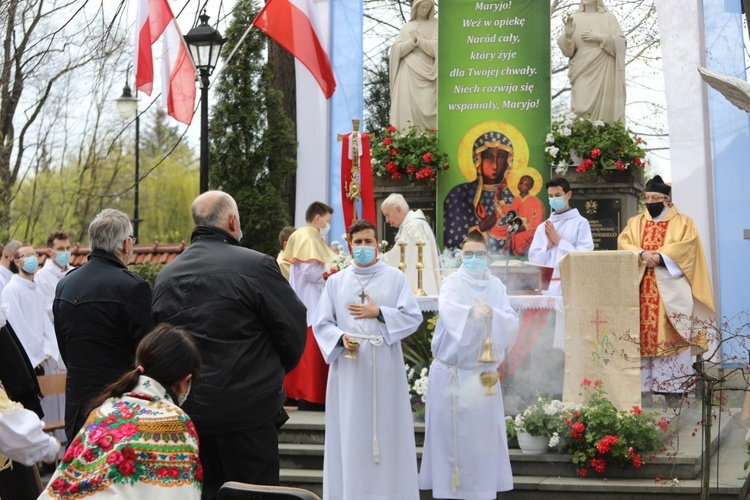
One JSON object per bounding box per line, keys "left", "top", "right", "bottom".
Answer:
{"left": 0, "top": 174, "right": 713, "bottom": 499}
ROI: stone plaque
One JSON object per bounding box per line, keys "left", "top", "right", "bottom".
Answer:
{"left": 569, "top": 198, "right": 621, "bottom": 250}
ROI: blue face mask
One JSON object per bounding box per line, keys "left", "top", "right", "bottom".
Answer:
{"left": 22, "top": 256, "right": 39, "bottom": 274}
{"left": 54, "top": 251, "right": 71, "bottom": 268}
{"left": 352, "top": 246, "right": 376, "bottom": 266}
{"left": 549, "top": 197, "right": 567, "bottom": 212}
{"left": 462, "top": 256, "right": 487, "bottom": 275}
{"left": 238, "top": 229, "right": 243, "bottom": 242}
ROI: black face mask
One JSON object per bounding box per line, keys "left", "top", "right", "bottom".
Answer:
{"left": 646, "top": 202, "right": 665, "bottom": 218}
{"left": 8, "top": 261, "right": 18, "bottom": 274}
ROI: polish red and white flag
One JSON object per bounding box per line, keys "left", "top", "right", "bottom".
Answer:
{"left": 252, "top": 0, "right": 336, "bottom": 98}
{"left": 134, "top": 0, "right": 196, "bottom": 124}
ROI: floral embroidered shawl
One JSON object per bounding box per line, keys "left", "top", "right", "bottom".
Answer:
{"left": 40, "top": 376, "right": 202, "bottom": 499}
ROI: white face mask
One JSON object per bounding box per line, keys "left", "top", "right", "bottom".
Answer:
{"left": 177, "top": 380, "right": 191, "bottom": 406}
{"left": 320, "top": 221, "right": 331, "bottom": 236}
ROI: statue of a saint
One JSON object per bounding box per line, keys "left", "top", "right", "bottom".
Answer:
{"left": 389, "top": 0, "right": 438, "bottom": 131}
{"left": 557, "top": 0, "right": 626, "bottom": 123}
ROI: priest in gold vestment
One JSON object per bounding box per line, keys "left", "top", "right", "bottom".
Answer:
{"left": 618, "top": 176, "right": 714, "bottom": 401}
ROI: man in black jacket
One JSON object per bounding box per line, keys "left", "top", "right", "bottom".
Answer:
{"left": 54, "top": 209, "right": 154, "bottom": 442}
{"left": 152, "top": 191, "right": 307, "bottom": 500}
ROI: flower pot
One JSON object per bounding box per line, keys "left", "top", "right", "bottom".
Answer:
{"left": 516, "top": 431, "right": 549, "bottom": 455}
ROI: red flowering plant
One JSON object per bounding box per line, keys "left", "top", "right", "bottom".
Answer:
{"left": 371, "top": 125, "right": 449, "bottom": 185}
{"left": 554, "top": 379, "right": 666, "bottom": 477}
{"left": 544, "top": 114, "right": 648, "bottom": 178}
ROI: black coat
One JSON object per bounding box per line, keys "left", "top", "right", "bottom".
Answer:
{"left": 54, "top": 250, "right": 154, "bottom": 441}
{"left": 152, "top": 226, "right": 307, "bottom": 435}
{"left": 0, "top": 321, "right": 43, "bottom": 417}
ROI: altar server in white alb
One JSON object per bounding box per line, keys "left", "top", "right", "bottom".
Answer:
{"left": 419, "top": 230, "right": 519, "bottom": 499}
{"left": 528, "top": 177, "right": 594, "bottom": 295}
{"left": 313, "top": 219, "right": 423, "bottom": 500}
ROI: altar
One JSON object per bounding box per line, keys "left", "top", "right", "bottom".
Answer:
{"left": 416, "top": 294, "right": 564, "bottom": 411}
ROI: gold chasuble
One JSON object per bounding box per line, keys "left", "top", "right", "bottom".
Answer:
{"left": 618, "top": 206, "right": 715, "bottom": 357}
{"left": 282, "top": 226, "right": 338, "bottom": 266}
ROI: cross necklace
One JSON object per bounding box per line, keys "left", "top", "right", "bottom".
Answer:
{"left": 353, "top": 271, "right": 377, "bottom": 304}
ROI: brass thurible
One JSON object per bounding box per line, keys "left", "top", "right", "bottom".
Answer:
{"left": 397, "top": 240, "right": 407, "bottom": 273}
{"left": 478, "top": 318, "right": 499, "bottom": 395}
{"left": 415, "top": 239, "right": 426, "bottom": 296}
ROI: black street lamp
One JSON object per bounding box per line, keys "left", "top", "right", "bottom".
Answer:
{"left": 184, "top": 12, "right": 226, "bottom": 194}
{"left": 116, "top": 81, "right": 141, "bottom": 240}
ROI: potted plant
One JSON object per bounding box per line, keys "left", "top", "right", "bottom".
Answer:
{"left": 554, "top": 379, "right": 669, "bottom": 477}
{"left": 370, "top": 125, "right": 450, "bottom": 185}
{"left": 513, "top": 397, "right": 570, "bottom": 455}
{"left": 544, "top": 114, "right": 647, "bottom": 180}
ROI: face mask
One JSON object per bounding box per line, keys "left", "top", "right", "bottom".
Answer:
{"left": 177, "top": 380, "right": 191, "bottom": 406}
{"left": 54, "top": 251, "right": 71, "bottom": 268}
{"left": 646, "top": 202, "right": 665, "bottom": 219}
{"left": 22, "top": 256, "right": 39, "bottom": 274}
{"left": 549, "top": 197, "right": 566, "bottom": 212}
{"left": 352, "top": 245, "right": 376, "bottom": 265}
{"left": 462, "top": 256, "right": 487, "bottom": 275}
{"left": 320, "top": 222, "right": 330, "bottom": 237}
{"left": 238, "top": 229, "right": 244, "bottom": 242}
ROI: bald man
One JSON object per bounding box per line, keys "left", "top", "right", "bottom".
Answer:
{"left": 152, "top": 191, "right": 307, "bottom": 499}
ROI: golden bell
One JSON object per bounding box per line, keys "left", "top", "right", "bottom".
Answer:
{"left": 478, "top": 336, "right": 497, "bottom": 363}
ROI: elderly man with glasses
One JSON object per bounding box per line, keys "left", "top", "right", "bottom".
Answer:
{"left": 54, "top": 209, "right": 154, "bottom": 442}
{"left": 618, "top": 175, "right": 715, "bottom": 406}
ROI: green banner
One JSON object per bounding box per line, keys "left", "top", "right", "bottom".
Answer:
{"left": 438, "top": 0, "right": 550, "bottom": 256}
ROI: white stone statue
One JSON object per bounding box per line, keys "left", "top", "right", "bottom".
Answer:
{"left": 389, "top": 0, "right": 438, "bottom": 131}
{"left": 557, "top": 0, "right": 626, "bottom": 123}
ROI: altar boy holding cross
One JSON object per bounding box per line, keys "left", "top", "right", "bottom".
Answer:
{"left": 313, "top": 219, "right": 423, "bottom": 500}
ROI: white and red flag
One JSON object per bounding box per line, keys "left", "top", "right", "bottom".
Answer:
{"left": 134, "top": 0, "right": 196, "bottom": 124}
{"left": 252, "top": 0, "right": 336, "bottom": 98}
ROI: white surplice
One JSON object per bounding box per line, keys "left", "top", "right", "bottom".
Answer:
{"left": 35, "top": 259, "right": 73, "bottom": 324}
{"left": 528, "top": 208, "right": 594, "bottom": 296}
{"left": 0, "top": 384, "right": 59, "bottom": 468}
{"left": 0, "top": 266, "right": 12, "bottom": 294}
{"left": 383, "top": 210, "right": 441, "bottom": 296}
{"left": 419, "top": 266, "right": 519, "bottom": 499}
{"left": 0, "top": 274, "right": 62, "bottom": 368}
{"left": 313, "top": 259, "right": 423, "bottom": 500}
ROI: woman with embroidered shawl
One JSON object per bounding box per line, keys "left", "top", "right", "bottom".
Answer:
{"left": 419, "top": 231, "right": 519, "bottom": 499}
{"left": 40, "top": 324, "right": 202, "bottom": 499}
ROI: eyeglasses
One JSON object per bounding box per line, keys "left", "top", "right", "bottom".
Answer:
{"left": 643, "top": 195, "right": 668, "bottom": 203}
{"left": 16, "top": 254, "right": 36, "bottom": 260}
{"left": 128, "top": 235, "right": 137, "bottom": 244}
{"left": 462, "top": 251, "right": 487, "bottom": 258}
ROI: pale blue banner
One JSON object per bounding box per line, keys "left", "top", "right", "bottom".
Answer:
{"left": 702, "top": 0, "right": 750, "bottom": 367}
{"left": 327, "top": 0, "right": 364, "bottom": 247}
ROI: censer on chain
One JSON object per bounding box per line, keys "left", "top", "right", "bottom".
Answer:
{"left": 478, "top": 315, "right": 499, "bottom": 396}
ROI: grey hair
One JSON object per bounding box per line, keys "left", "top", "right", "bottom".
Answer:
{"left": 3, "top": 240, "right": 21, "bottom": 259}
{"left": 191, "top": 191, "right": 238, "bottom": 228}
{"left": 381, "top": 193, "right": 409, "bottom": 212}
{"left": 89, "top": 209, "right": 132, "bottom": 254}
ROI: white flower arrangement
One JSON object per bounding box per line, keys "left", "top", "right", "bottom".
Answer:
{"left": 405, "top": 364, "right": 429, "bottom": 405}
{"left": 323, "top": 249, "right": 352, "bottom": 281}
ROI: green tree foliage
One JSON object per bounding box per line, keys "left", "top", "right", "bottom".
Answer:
{"left": 10, "top": 108, "right": 197, "bottom": 246}
{"left": 209, "top": 0, "right": 297, "bottom": 256}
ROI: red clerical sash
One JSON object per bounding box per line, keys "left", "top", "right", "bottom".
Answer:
{"left": 639, "top": 221, "right": 667, "bottom": 356}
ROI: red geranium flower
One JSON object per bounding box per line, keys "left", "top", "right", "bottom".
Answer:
{"left": 575, "top": 159, "right": 595, "bottom": 173}
{"left": 590, "top": 148, "right": 601, "bottom": 159}
{"left": 391, "top": 172, "right": 401, "bottom": 179}
{"left": 591, "top": 458, "right": 607, "bottom": 474}
{"left": 657, "top": 417, "right": 669, "bottom": 433}
{"left": 386, "top": 125, "right": 396, "bottom": 133}
{"left": 576, "top": 468, "right": 588, "bottom": 477}
{"left": 383, "top": 137, "right": 393, "bottom": 146}
{"left": 614, "top": 160, "right": 626, "bottom": 171}
{"left": 632, "top": 454, "right": 643, "bottom": 468}
{"left": 635, "top": 136, "right": 642, "bottom": 143}
{"left": 406, "top": 165, "right": 416, "bottom": 174}
{"left": 595, "top": 435, "right": 619, "bottom": 454}
{"left": 571, "top": 422, "right": 586, "bottom": 440}
{"left": 389, "top": 148, "right": 399, "bottom": 157}
{"left": 630, "top": 406, "right": 642, "bottom": 415}
{"left": 422, "top": 152, "right": 432, "bottom": 163}
{"left": 581, "top": 378, "right": 592, "bottom": 387}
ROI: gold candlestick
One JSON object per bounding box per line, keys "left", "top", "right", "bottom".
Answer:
{"left": 415, "top": 240, "right": 426, "bottom": 296}
{"left": 397, "top": 240, "right": 407, "bottom": 273}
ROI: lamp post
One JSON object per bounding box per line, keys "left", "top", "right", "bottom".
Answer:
{"left": 116, "top": 81, "right": 141, "bottom": 240}
{"left": 184, "top": 12, "right": 226, "bottom": 194}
